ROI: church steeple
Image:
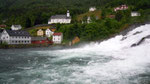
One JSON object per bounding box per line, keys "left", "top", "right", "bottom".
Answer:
{"left": 67, "top": 10, "right": 70, "bottom": 17}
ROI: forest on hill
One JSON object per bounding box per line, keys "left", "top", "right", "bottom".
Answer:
{"left": 0, "top": 0, "right": 111, "bottom": 27}
{"left": 0, "top": 0, "right": 150, "bottom": 28}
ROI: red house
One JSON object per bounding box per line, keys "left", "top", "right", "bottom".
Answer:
{"left": 114, "top": 5, "right": 128, "bottom": 12}
{"left": 31, "top": 37, "right": 53, "bottom": 44}
{"left": 52, "top": 33, "right": 63, "bottom": 44}
{"left": 0, "top": 25, "right": 7, "bottom": 28}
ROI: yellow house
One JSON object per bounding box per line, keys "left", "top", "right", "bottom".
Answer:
{"left": 37, "top": 29, "right": 44, "bottom": 36}
{"left": 72, "top": 36, "right": 80, "bottom": 45}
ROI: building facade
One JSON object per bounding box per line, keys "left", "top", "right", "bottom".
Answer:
{"left": 48, "top": 10, "right": 71, "bottom": 24}
{"left": 89, "top": 7, "right": 96, "bottom": 12}
{"left": 31, "top": 37, "right": 53, "bottom": 44}
{"left": 11, "top": 25, "right": 22, "bottom": 30}
{"left": 131, "top": 12, "right": 141, "bottom": 17}
{"left": 52, "top": 33, "right": 63, "bottom": 44}
{"left": 37, "top": 29, "right": 44, "bottom": 36}
{"left": 1, "top": 29, "right": 31, "bottom": 44}
{"left": 45, "top": 29, "right": 54, "bottom": 37}
{"left": 114, "top": 5, "right": 128, "bottom": 12}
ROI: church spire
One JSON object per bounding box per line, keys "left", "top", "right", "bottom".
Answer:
{"left": 67, "top": 10, "right": 70, "bottom": 17}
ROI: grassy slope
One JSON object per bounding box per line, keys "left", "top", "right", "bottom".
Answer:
{"left": 77, "top": 10, "right": 101, "bottom": 21}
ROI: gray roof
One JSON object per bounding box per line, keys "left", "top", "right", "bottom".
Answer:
{"left": 12, "top": 25, "right": 22, "bottom": 28}
{"left": 0, "top": 29, "right": 3, "bottom": 33}
{"left": 31, "top": 37, "right": 47, "bottom": 41}
{"left": 5, "top": 29, "right": 30, "bottom": 36}
{"left": 50, "top": 15, "right": 71, "bottom": 20}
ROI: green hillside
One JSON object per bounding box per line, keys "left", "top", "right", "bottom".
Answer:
{"left": 0, "top": 0, "right": 113, "bottom": 27}
{"left": 77, "top": 10, "right": 101, "bottom": 21}
{"left": 0, "top": 0, "right": 150, "bottom": 28}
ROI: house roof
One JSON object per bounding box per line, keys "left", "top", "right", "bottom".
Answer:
{"left": 50, "top": 15, "right": 71, "bottom": 20}
{"left": 38, "top": 29, "right": 43, "bottom": 31}
{"left": 12, "top": 25, "right": 22, "bottom": 28}
{"left": 31, "top": 37, "right": 47, "bottom": 41}
{"left": 5, "top": 29, "right": 30, "bottom": 36}
{"left": 0, "top": 29, "right": 3, "bottom": 33}
{"left": 53, "top": 33, "right": 62, "bottom": 36}
{"left": 0, "top": 25, "right": 7, "bottom": 28}
{"left": 89, "top": 7, "right": 96, "bottom": 10}
{"left": 46, "top": 28, "right": 52, "bottom": 31}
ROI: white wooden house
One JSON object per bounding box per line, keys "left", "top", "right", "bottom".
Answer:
{"left": 48, "top": 10, "right": 71, "bottom": 24}
{"left": 52, "top": 33, "right": 63, "bottom": 44}
{"left": 89, "top": 7, "right": 96, "bottom": 12}
{"left": 1, "top": 29, "right": 31, "bottom": 44}
{"left": 45, "top": 29, "right": 54, "bottom": 37}
{"left": 131, "top": 12, "right": 141, "bottom": 17}
{"left": 11, "top": 25, "right": 22, "bottom": 30}
{"left": 87, "top": 17, "right": 91, "bottom": 23}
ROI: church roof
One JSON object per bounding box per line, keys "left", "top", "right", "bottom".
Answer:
{"left": 50, "top": 15, "right": 71, "bottom": 20}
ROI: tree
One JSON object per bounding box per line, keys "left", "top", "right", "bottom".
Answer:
{"left": 25, "top": 17, "right": 31, "bottom": 28}
{"left": 82, "top": 23, "right": 99, "bottom": 40}
{"left": 82, "top": 15, "right": 88, "bottom": 23}
{"left": 115, "top": 11, "right": 123, "bottom": 21}
{"left": 90, "top": 15, "right": 96, "bottom": 22}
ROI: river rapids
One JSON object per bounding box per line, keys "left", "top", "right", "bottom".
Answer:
{"left": 0, "top": 24, "right": 150, "bottom": 84}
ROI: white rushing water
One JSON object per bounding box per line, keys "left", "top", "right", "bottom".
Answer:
{"left": 29, "top": 24, "right": 150, "bottom": 84}
{"left": 1, "top": 24, "right": 150, "bottom": 84}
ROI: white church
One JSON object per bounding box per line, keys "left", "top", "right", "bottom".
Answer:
{"left": 48, "top": 10, "right": 71, "bottom": 24}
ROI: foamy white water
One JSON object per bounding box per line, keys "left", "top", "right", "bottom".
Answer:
{"left": 0, "top": 24, "right": 150, "bottom": 84}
